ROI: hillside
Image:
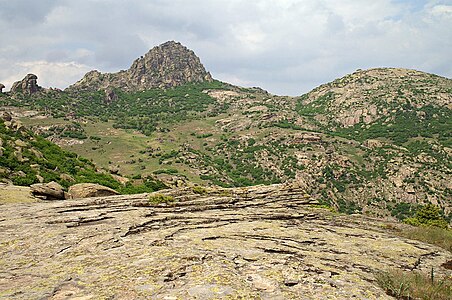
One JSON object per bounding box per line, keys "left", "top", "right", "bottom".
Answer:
{"left": 0, "top": 111, "right": 166, "bottom": 194}
{"left": 295, "top": 68, "right": 451, "bottom": 146}
{"left": 0, "top": 42, "right": 450, "bottom": 222}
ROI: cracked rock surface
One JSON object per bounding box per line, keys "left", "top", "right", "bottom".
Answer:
{"left": 1, "top": 184, "right": 451, "bottom": 299}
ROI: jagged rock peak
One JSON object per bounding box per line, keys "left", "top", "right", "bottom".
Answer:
{"left": 69, "top": 41, "right": 213, "bottom": 92}
{"left": 11, "top": 74, "right": 42, "bottom": 95}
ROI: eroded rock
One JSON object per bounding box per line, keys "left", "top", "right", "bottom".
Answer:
{"left": 31, "top": 181, "right": 66, "bottom": 200}
{"left": 11, "top": 74, "right": 41, "bottom": 95}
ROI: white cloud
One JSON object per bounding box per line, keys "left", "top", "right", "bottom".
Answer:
{"left": 0, "top": 60, "right": 91, "bottom": 91}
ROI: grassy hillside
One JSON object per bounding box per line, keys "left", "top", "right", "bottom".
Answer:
{"left": 0, "top": 117, "right": 166, "bottom": 194}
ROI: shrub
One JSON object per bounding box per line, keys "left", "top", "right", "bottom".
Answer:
{"left": 404, "top": 204, "right": 448, "bottom": 229}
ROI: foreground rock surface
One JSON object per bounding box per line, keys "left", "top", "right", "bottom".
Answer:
{"left": 0, "top": 184, "right": 451, "bottom": 299}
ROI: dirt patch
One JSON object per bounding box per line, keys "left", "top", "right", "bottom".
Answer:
{"left": 0, "top": 184, "right": 37, "bottom": 204}
{"left": 441, "top": 260, "right": 452, "bottom": 270}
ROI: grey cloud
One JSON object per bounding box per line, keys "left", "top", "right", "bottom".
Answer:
{"left": 0, "top": 0, "right": 450, "bottom": 95}
{"left": 0, "top": 0, "right": 59, "bottom": 25}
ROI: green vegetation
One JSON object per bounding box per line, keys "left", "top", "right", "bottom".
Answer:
{"left": 296, "top": 92, "right": 334, "bottom": 117}
{"left": 390, "top": 202, "right": 417, "bottom": 221}
{"left": 1, "top": 81, "right": 227, "bottom": 136}
{"left": 148, "top": 193, "right": 175, "bottom": 205}
{"left": 404, "top": 204, "right": 449, "bottom": 229}
{"left": 0, "top": 120, "right": 106, "bottom": 187}
{"left": 376, "top": 269, "right": 452, "bottom": 300}
{"left": 192, "top": 186, "right": 208, "bottom": 195}
{"left": 153, "top": 168, "right": 179, "bottom": 175}
{"left": 334, "top": 105, "right": 452, "bottom": 147}
{"left": 118, "top": 177, "right": 167, "bottom": 194}
{"left": 0, "top": 120, "right": 166, "bottom": 194}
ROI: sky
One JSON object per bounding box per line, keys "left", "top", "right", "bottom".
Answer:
{"left": 0, "top": 0, "right": 451, "bottom": 96}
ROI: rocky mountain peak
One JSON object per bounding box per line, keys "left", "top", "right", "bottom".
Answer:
{"left": 69, "top": 41, "right": 213, "bottom": 92}
{"left": 11, "top": 74, "right": 42, "bottom": 95}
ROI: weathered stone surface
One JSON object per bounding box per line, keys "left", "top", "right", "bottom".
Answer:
{"left": 69, "top": 41, "right": 213, "bottom": 92}
{"left": 30, "top": 181, "right": 65, "bottom": 200}
{"left": 11, "top": 74, "right": 41, "bottom": 95}
{"left": 0, "top": 184, "right": 450, "bottom": 299}
{"left": 68, "top": 183, "right": 119, "bottom": 198}
{"left": 0, "top": 83, "right": 4, "bottom": 93}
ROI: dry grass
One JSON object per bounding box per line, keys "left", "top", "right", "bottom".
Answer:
{"left": 0, "top": 185, "right": 37, "bottom": 204}
{"left": 399, "top": 225, "right": 452, "bottom": 253}
{"left": 376, "top": 269, "right": 452, "bottom": 300}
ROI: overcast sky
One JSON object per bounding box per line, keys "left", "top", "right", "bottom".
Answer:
{"left": 0, "top": 0, "right": 451, "bottom": 95}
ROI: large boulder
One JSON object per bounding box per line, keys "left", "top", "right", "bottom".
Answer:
{"left": 68, "top": 183, "right": 119, "bottom": 199}
{"left": 31, "top": 181, "right": 66, "bottom": 200}
{"left": 0, "top": 111, "right": 12, "bottom": 122}
{"left": 0, "top": 83, "right": 4, "bottom": 93}
{"left": 11, "top": 74, "right": 41, "bottom": 95}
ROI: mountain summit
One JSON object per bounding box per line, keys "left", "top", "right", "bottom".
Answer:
{"left": 69, "top": 41, "right": 213, "bottom": 92}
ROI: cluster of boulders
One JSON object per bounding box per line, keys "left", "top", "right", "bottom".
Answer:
{"left": 30, "top": 182, "right": 119, "bottom": 200}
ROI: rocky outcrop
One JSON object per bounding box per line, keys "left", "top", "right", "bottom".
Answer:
{"left": 30, "top": 181, "right": 66, "bottom": 200}
{"left": 69, "top": 41, "right": 213, "bottom": 92}
{"left": 68, "top": 183, "right": 119, "bottom": 198}
{"left": 0, "top": 83, "right": 4, "bottom": 93}
{"left": 11, "top": 74, "right": 42, "bottom": 95}
{"left": 1, "top": 184, "right": 451, "bottom": 299}
{"left": 298, "top": 68, "right": 452, "bottom": 128}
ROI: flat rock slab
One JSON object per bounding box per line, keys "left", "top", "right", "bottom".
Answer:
{"left": 0, "top": 184, "right": 451, "bottom": 299}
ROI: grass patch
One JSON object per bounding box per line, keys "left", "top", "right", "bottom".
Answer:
{"left": 192, "top": 186, "right": 208, "bottom": 195}
{"left": 148, "top": 193, "right": 175, "bottom": 205}
{"left": 376, "top": 268, "right": 452, "bottom": 300}
{"left": 398, "top": 226, "right": 452, "bottom": 252}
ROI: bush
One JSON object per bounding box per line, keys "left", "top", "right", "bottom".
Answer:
{"left": 404, "top": 204, "right": 448, "bottom": 229}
